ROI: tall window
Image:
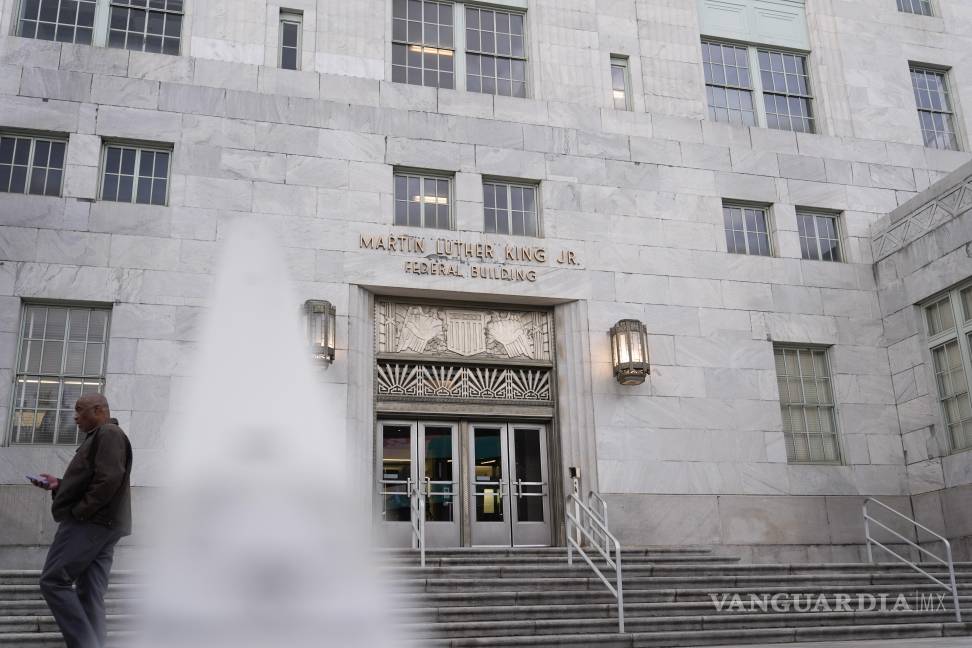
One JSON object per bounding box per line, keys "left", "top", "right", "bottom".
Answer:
{"left": 702, "top": 40, "right": 814, "bottom": 132}
{"left": 723, "top": 204, "right": 771, "bottom": 256}
{"left": 107, "top": 0, "right": 183, "bottom": 54}
{"left": 925, "top": 288, "right": 972, "bottom": 452}
{"left": 279, "top": 10, "right": 303, "bottom": 70}
{"left": 610, "top": 55, "right": 631, "bottom": 110}
{"left": 910, "top": 66, "right": 959, "bottom": 151}
{"left": 466, "top": 6, "right": 526, "bottom": 97}
{"left": 17, "top": 0, "right": 183, "bottom": 53}
{"left": 394, "top": 172, "right": 452, "bottom": 230}
{"left": 11, "top": 304, "right": 110, "bottom": 445}
{"left": 17, "top": 0, "right": 96, "bottom": 43}
{"left": 101, "top": 144, "right": 171, "bottom": 206}
{"left": 797, "top": 211, "right": 842, "bottom": 262}
{"left": 702, "top": 41, "right": 756, "bottom": 127}
{"left": 392, "top": 0, "right": 455, "bottom": 88}
{"left": 0, "top": 134, "right": 66, "bottom": 197}
{"left": 775, "top": 346, "right": 841, "bottom": 464}
{"left": 484, "top": 181, "right": 538, "bottom": 237}
{"left": 898, "top": 0, "right": 932, "bottom": 15}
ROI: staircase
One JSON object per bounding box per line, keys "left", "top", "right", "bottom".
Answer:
{"left": 2, "top": 547, "right": 971, "bottom": 647}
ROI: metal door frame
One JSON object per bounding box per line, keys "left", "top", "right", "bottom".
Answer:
{"left": 418, "top": 421, "right": 461, "bottom": 547}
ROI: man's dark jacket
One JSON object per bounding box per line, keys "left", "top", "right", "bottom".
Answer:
{"left": 51, "top": 423, "right": 132, "bottom": 534}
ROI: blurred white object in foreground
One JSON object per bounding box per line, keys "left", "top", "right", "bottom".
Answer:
{"left": 138, "top": 219, "right": 405, "bottom": 648}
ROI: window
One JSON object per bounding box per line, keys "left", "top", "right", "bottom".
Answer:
{"left": 723, "top": 204, "right": 771, "bottom": 256}
{"left": 100, "top": 144, "right": 170, "bottom": 206}
{"left": 925, "top": 288, "right": 972, "bottom": 452}
{"left": 392, "top": 0, "right": 455, "bottom": 88}
{"left": 703, "top": 41, "right": 756, "bottom": 127}
{"left": 702, "top": 40, "right": 814, "bottom": 132}
{"left": 484, "top": 181, "right": 538, "bottom": 237}
{"left": 910, "top": 66, "right": 959, "bottom": 151}
{"left": 10, "top": 304, "right": 109, "bottom": 446}
{"left": 0, "top": 134, "right": 65, "bottom": 197}
{"left": 107, "top": 0, "right": 183, "bottom": 54}
{"left": 17, "top": 0, "right": 96, "bottom": 44}
{"left": 466, "top": 6, "right": 526, "bottom": 97}
{"left": 775, "top": 346, "right": 841, "bottom": 464}
{"left": 610, "top": 55, "right": 630, "bottom": 110}
{"left": 898, "top": 0, "right": 932, "bottom": 16}
{"left": 279, "top": 10, "right": 303, "bottom": 70}
{"left": 394, "top": 172, "right": 452, "bottom": 230}
{"left": 389, "top": 1, "right": 529, "bottom": 97}
{"left": 18, "top": 0, "right": 183, "bottom": 54}
{"left": 758, "top": 49, "right": 814, "bottom": 133}
{"left": 797, "top": 211, "right": 842, "bottom": 262}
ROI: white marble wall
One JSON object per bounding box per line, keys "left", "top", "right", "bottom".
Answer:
{"left": 0, "top": 0, "right": 970, "bottom": 551}
{"left": 871, "top": 161, "right": 972, "bottom": 560}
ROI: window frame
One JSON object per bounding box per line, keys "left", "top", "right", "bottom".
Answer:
{"left": 15, "top": 0, "right": 98, "bottom": 44}
{"left": 796, "top": 209, "right": 843, "bottom": 262}
{"left": 610, "top": 54, "right": 631, "bottom": 111}
{"left": 722, "top": 202, "right": 774, "bottom": 257}
{"left": 7, "top": 301, "right": 112, "bottom": 447}
{"left": 924, "top": 286, "right": 972, "bottom": 454}
{"left": 14, "top": 0, "right": 184, "bottom": 55}
{"left": 909, "top": 64, "right": 961, "bottom": 152}
{"left": 0, "top": 131, "right": 67, "bottom": 197}
{"left": 463, "top": 4, "right": 528, "bottom": 98}
{"left": 774, "top": 344, "right": 843, "bottom": 465}
{"left": 106, "top": 0, "right": 184, "bottom": 55}
{"left": 482, "top": 178, "right": 541, "bottom": 238}
{"left": 393, "top": 169, "right": 455, "bottom": 231}
{"left": 702, "top": 38, "right": 815, "bottom": 134}
{"left": 278, "top": 9, "right": 303, "bottom": 71}
{"left": 389, "top": 0, "right": 531, "bottom": 98}
{"left": 897, "top": 0, "right": 934, "bottom": 16}
{"left": 98, "top": 141, "right": 173, "bottom": 206}
{"left": 391, "top": 0, "right": 457, "bottom": 89}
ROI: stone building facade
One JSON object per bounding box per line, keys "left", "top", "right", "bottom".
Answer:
{"left": 0, "top": 0, "right": 971, "bottom": 561}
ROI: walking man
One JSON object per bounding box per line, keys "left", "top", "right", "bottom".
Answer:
{"left": 30, "top": 394, "right": 133, "bottom": 648}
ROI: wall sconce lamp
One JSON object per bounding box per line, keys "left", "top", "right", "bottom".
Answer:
{"left": 304, "top": 299, "right": 336, "bottom": 363}
{"left": 610, "top": 319, "right": 650, "bottom": 385}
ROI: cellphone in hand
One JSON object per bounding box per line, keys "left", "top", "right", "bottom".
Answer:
{"left": 25, "top": 474, "right": 49, "bottom": 486}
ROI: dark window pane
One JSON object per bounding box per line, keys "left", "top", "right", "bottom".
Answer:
{"left": 45, "top": 169, "right": 62, "bottom": 196}
{"left": 28, "top": 167, "right": 47, "bottom": 195}
{"left": 102, "top": 173, "right": 118, "bottom": 201}
{"left": 136, "top": 176, "right": 152, "bottom": 204}
{"left": 121, "top": 149, "right": 136, "bottom": 174}
{"left": 117, "top": 174, "right": 133, "bottom": 202}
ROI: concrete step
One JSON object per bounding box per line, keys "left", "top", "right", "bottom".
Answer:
{"left": 407, "top": 623, "right": 972, "bottom": 647}
{"left": 406, "top": 596, "right": 972, "bottom": 623}
{"left": 404, "top": 608, "right": 972, "bottom": 639}
{"left": 392, "top": 585, "right": 972, "bottom": 608}
{"left": 394, "top": 573, "right": 972, "bottom": 593}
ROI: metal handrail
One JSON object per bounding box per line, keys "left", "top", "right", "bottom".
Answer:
{"left": 566, "top": 490, "right": 624, "bottom": 633}
{"left": 863, "top": 498, "right": 961, "bottom": 622}
{"left": 409, "top": 479, "right": 426, "bottom": 568}
{"left": 588, "top": 491, "right": 610, "bottom": 550}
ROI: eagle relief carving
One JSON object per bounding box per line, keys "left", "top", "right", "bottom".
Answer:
{"left": 487, "top": 314, "right": 535, "bottom": 358}
{"left": 377, "top": 302, "right": 550, "bottom": 361}
{"left": 396, "top": 306, "right": 442, "bottom": 353}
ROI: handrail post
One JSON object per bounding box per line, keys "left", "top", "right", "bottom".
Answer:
{"left": 945, "top": 541, "right": 961, "bottom": 623}
{"left": 565, "top": 490, "right": 624, "bottom": 634}
{"left": 863, "top": 497, "right": 961, "bottom": 623}
{"left": 615, "top": 537, "right": 624, "bottom": 633}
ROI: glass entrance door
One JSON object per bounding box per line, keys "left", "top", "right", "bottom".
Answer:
{"left": 376, "top": 420, "right": 460, "bottom": 548}
{"left": 377, "top": 419, "right": 550, "bottom": 547}
{"left": 469, "top": 422, "right": 551, "bottom": 547}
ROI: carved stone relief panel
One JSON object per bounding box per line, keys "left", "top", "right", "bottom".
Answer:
{"left": 375, "top": 301, "right": 552, "bottom": 363}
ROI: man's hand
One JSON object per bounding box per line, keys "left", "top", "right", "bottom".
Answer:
{"left": 38, "top": 473, "right": 60, "bottom": 491}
